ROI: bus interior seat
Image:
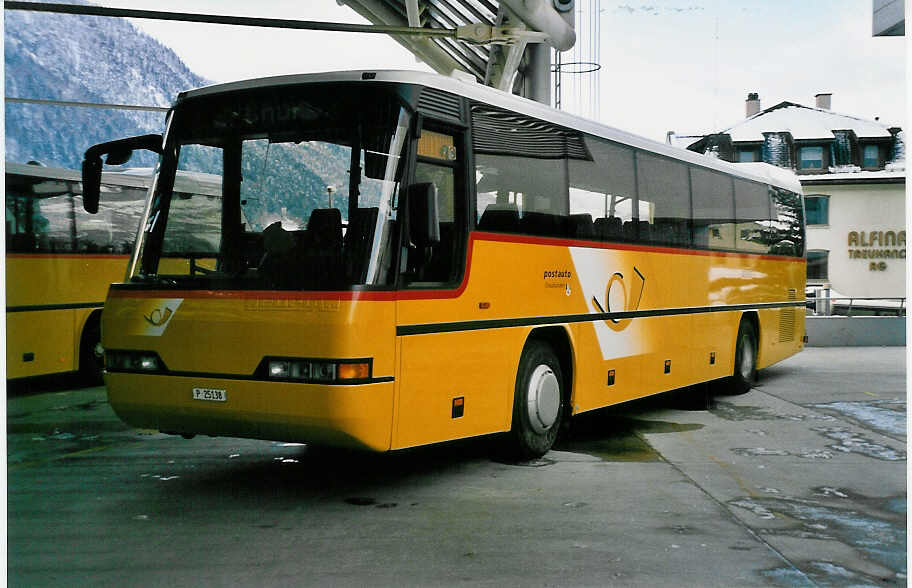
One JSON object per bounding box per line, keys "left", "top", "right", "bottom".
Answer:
{"left": 478, "top": 203, "right": 520, "bottom": 233}
{"left": 672, "top": 220, "right": 691, "bottom": 246}
{"left": 638, "top": 220, "right": 652, "bottom": 241}
{"left": 654, "top": 219, "right": 675, "bottom": 244}
{"left": 594, "top": 216, "right": 622, "bottom": 240}
{"left": 307, "top": 208, "right": 343, "bottom": 250}
{"left": 258, "top": 221, "right": 296, "bottom": 285}
{"left": 301, "top": 208, "right": 344, "bottom": 286}
{"left": 521, "top": 211, "right": 567, "bottom": 238}
{"left": 622, "top": 220, "right": 637, "bottom": 241}
{"left": 570, "top": 213, "right": 595, "bottom": 239}
{"left": 8, "top": 233, "right": 36, "bottom": 252}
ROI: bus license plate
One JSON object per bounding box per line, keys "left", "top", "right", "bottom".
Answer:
{"left": 192, "top": 388, "right": 227, "bottom": 402}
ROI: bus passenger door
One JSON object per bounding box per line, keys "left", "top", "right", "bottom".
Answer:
{"left": 394, "top": 124, "right": 506, "bottom": 449}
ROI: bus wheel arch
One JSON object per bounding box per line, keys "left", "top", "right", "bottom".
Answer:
{"left": 527, "top": 326, "right": 574, "bottom": 409}
{"left": 506, "top": 327, "right": 573, "bottom": 459}
{"left": 78, "top": 310, "right": 104, "bottom": 385}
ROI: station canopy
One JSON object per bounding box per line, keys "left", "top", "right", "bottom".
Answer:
{"left": 338, "top": 0, "right": 575, "bottom": 93}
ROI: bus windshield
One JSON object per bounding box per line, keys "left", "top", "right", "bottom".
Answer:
{"left": 132, "top": 85, "right": 409, "bottom": 290}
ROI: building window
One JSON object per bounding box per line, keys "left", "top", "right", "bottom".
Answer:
{"left": 807, "top": 250, "right": 828, "bottom": 280}
{"left": 738, "top": 149, "right": 760, "bottom": 163}
{"left": 804, "top": 195, "right": 829, "bottom": 225}
{"left": 798, "top": 146, "right": 824, "bottom": 170}
{"left": 862, "top": 144, "right": 880, "bottom": 168}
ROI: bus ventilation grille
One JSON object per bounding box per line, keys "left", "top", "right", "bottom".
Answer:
{"left": 418, "top": 88, "right": 462, "bottom": 122}
{"left": 779, "top": 289, "right": 797, "bottom": 342}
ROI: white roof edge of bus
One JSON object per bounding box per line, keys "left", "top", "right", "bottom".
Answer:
{"left": 7, "top": 160, "right": 149, "bottom": 188}
{"left": 5, "top": 161, "right": 221, "bottom": 195}
{"left": 7, "top": 161, "right": 86, "bottom": 182}
{"left": 178, "top": 69, "right": 803, "bottom": 193}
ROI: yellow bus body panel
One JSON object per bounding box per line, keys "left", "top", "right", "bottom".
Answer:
{"left": 105, "top": 373, "right": 395, "bottom": 451}
{"left": 101, "top": 292, "right": 396, "bottom": 450}
{"left": 393, "top": 235, "right": 804, "bottom": 449}
{"left": 6, "top": 254, "right": 127, "bottom": 378}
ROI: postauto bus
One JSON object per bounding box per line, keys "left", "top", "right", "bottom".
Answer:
{"left": 82, "top": 70, "right": 805, "bottom": 458}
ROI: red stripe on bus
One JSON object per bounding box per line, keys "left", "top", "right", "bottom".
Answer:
{"left": 108, "top": 234, "right": 479, "bottom": 302}
{"left": 106, "top": 230, "right": 804, "bottom": 303}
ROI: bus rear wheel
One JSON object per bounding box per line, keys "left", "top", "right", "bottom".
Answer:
{"left": 79, "top": 318, "right": 104, "bottom": 386}
{"left": 506, "top": 340, "right": 564, "bottom": 460}
{"left": 729, "top": 319, "right": 757, "bottom": 395}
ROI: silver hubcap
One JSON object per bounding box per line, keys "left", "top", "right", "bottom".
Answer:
{"left": 740, "top": 335, "right": 754, "bottom": 380}
{"left": 526, "top": 364, "right": 560, "bottom": 434}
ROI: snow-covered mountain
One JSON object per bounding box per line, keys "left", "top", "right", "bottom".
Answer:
{"left": 5, "top": 2, "right": 208, "bottom": 167}
{"left": 5, "top": 4, "right": 348, "bottom": 225}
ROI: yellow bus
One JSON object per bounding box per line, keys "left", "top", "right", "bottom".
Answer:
{"left": 5, "top": 162, "right": 220, "bottom": 381}
{"left": 6, "top": 162, "right": 144, "bottom": 381}
{"left": 83, "top": 71, "right": 805, "bottom": 457}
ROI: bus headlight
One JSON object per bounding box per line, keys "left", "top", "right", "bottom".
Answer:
{"left": 261, "top": 358, "right": 371, "bottom": 383}
{"left": 106, "top": 350, "right": 166, "bottom": 373}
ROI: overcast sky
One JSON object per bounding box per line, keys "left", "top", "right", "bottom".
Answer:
{"left": 100, "top": 0, "right": 906, "bottom": 142}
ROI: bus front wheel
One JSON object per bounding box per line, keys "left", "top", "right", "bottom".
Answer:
{"left": 729, "top": 319, "right": 757, "bottom": 395}
{"left": 507, "top": 340, "right": 564, "bottom": 460}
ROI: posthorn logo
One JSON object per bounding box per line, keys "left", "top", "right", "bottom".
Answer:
{"left": 144, "top": 307, "right": 174, "bottom": 326}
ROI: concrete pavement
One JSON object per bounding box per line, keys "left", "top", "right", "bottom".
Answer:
{"left": 7, "top": 347, "right": 906, "bottom": 586}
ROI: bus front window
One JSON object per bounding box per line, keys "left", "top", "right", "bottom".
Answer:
{"left": 133, "top": 86, "right": 409, "bottom": 290}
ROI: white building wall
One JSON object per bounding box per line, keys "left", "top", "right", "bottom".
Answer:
{"left": 804, "top": 182, "right": 906, "bottom": 298}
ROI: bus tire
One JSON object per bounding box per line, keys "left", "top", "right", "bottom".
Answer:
{"left": 507, "top": 340, "right": 564, "bottom": 460}
{"left": 79, "top": 317, "right": 104, "bottom": 386}
{"left": 729, "top": 319, "right": 757, "bottom": 395}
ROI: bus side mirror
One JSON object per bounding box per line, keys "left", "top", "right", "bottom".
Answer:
{"left": 82, "top": 134, "right": 163, "bottom": 214}
{"left": 405, "top": 182, "right": 440, "bottom": 248}
{"left": 81, "top": 157, "right": 102, "bottom": 214}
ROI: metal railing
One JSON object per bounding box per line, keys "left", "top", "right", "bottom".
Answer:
{"left": 806, "top": 295, "right": 906, "bottom": 317}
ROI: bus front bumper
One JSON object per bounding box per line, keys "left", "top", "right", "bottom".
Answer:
{"left": 104, "top": 372, "right": 395, "bottom": 452}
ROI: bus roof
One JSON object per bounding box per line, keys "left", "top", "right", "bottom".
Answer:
{"left": 176, "top": 70, "right": 803, "bottom": 194}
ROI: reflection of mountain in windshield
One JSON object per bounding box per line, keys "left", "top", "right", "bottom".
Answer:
{"left": 162, "top": 193, "right": 222, "bottom": 255}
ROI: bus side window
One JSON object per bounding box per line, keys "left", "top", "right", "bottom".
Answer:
{"left": 769, "top": 187, "right": 805, "bottom": 256}
{"left": 734, "top": 178, "right": 773, "bottom": 254}
{"left": 472, "top": 104, "right": 571, "bottom": 238}
{"left": 405, "top": 127, "right": 466, "bottom": 286}
{"left": 411, "top": 161, "right": 456, "bottom": 282}
{"left": 7, "top": 188, "right": 77, "bottom": 253}
{"left": 635, "top": 151, "right": 692, "bottom": 247}
{"left": 691, "top": 167, "right": 735, "bottom": 250}
{"left": 569, "top": 135, "right": 636, "bottom": 242}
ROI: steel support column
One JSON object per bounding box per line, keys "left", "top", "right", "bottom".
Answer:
{"left": 524, "top": 42, "right": 551, "bottom": 105}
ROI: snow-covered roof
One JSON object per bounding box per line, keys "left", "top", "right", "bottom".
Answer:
{"left": 722, "top": 102, "right": 894, "bottom": 142}
{"left": 799, "top": 168, "right": 906, "bottom": 183}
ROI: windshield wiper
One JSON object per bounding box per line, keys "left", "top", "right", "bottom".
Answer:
{"left": 131, "top": 275, "right": 179, "bottom": 286}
